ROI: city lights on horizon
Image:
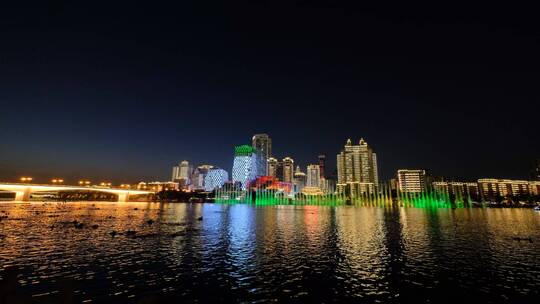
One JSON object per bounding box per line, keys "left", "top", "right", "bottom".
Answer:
{"left": 9, "top": 177, "right": 142, "bottom": 188}
{"left": 4, "top": 133, "right": 539, "bottom": 196}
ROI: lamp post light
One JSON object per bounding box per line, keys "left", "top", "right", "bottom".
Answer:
{"left": 20, "top": 177, "right": 33, "bottom": 183}
{"left": 51, "top": 178, "right": 64, "bottom": 184}
{"left": 79, "top": 180, "right": 91, "bottom": 187}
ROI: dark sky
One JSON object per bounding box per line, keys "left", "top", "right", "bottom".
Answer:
{"left": 1, "top": 2, "right": 539, "bottom": 184}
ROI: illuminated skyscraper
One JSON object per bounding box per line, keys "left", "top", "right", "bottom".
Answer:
{"left": 306, "top": 164, "right": 321, "bottom": 188}
{"left": 336, "top": 138, "right": 379, "bottom": 189}
{"left": 397, "top": 169, "right": 427, "bottom": 193}
{"left": 252, "top": 134, "right": 272, "bottom": 175}
{"left": 267, "top": 157, "right": 279, "bottom": 177}
{"left": 232, "top": 145, "right": 258, "bottom": 190}
{"left": 171, "top": 164, "right": 180, "bottom": 181}
{"left": 318, "top": 154, "right": 326, "bottom": 178}
{"left": 282, "top": 157, "right": 294, "bottom": 183}
{"left": 179, "top": 160, "right": 191, "bottom": 180}
{"left": 172, "top": 160, "right": 192, "bottom": 184}
{"left": 204, "top": 168, "right": 229, "bottom": 191}
{"left": 191, "top": 165, "right": 213, "bottom": 190}
{"left": 175, "top": 160, "right": 192, "bottom": 189}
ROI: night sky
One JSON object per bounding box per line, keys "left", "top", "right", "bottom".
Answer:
{"left": 1, "top": 2, "right": 538, "bottom": 184}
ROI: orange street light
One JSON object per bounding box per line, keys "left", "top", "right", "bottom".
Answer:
{"left": 20, "top": 177, "right": 33, "bottom": 183}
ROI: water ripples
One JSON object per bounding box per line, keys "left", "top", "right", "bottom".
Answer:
{"left": 0, "top": 202, "right": 539, "bottom": 303}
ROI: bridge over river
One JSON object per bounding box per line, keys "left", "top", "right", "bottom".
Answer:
{"left": 0, "top": 183, "right": 155, "bottom": 202}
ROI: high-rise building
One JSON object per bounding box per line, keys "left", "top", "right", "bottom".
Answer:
{"left": 397, "top": 169, "right": 427, "bottom": 193}
{"left": 190, "top": 169, "right": 202, "bottom": 190}
{"left": 175, "top": 160, "right": 192, "bottom": 189}
{"left": 318, "top": 154, "right": 326, "bottom": 178}
{"left": 191, "top": 165, "right": 214, "bottom": 190}
{"left": 282, "top": 157, "right": 294, "bottom": 183}
{"left": 293, "top": 166, "right": 307, "bottom": 193}
{"left": 336, "top": 138, "right": 379, "bottom": 196}
{"left": 232, "top": 145, "right": 258, "bottom": 190}
{"left": 267, "top": 157, "right": 279, "bottom": 178}
{"left": 171, "top": 164, "right": 180, "bottom": 181}
{"left": 204, "top": 168, "right": 229, "bottom": 191}
{"left": 252, "top": 134, "right": 272, "bottom": 175}
{"left": 179, "top": 160, "right": 191, "bottom": 180}
{"left": 172, "top": 160, "right": 192, "bottom": 184}
{"left": 306, "top": 164, "right": 321, "bottom": 188}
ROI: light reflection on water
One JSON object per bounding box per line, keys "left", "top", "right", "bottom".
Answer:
{"left": 0, "top": 202, "right": 539, "bottom": 303}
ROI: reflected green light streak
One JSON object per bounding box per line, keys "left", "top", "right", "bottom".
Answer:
{"left": 214, "top": 185, "right": 471, "bottom": 208}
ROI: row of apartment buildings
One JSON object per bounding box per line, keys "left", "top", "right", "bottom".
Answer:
{"left": 397, "top": 169, "right": 540, "bottom": 200}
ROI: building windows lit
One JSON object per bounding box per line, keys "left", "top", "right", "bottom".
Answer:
{"left": 397, "top": 169, "right": 427, "bottom": 193}
{"left": 306, "top": 164, "right": 321, "bottom": 188}
{"left": 336, "top": 138, "right": 379, "bottom": 197}
{"left": 232, "top": 145, "right": 258, "bottom": 190}
{"left": 204, "top": 168, "right": 229, "bottom": 191}
{"left": 282, "top": 157, "right": 294, "bottom": 183}
{"left": 252, "top": 134, "right": 272, "bottom": 176}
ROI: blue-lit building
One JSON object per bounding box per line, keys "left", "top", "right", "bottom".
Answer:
{"left": 204, "top": 168, "right": 229, "bottom": 191}
{"left": 232, "top": 145, "right": 258, "bottom": 190}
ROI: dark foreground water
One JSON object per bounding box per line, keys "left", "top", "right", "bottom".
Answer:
{"left": 0, "top": 202, "right": 539, "bottom": 303}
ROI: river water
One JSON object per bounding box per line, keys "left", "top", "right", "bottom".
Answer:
{"left": 0, "top": 202, "right": 539, "bottom": 303}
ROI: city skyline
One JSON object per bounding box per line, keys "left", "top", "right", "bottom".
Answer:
{"left": 1, "top": 132, "right": 539, "bottom": 184}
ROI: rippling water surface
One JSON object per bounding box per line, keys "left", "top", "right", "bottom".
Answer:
{"left": 0, "top": 202, "right": 539, "bottom": 303}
